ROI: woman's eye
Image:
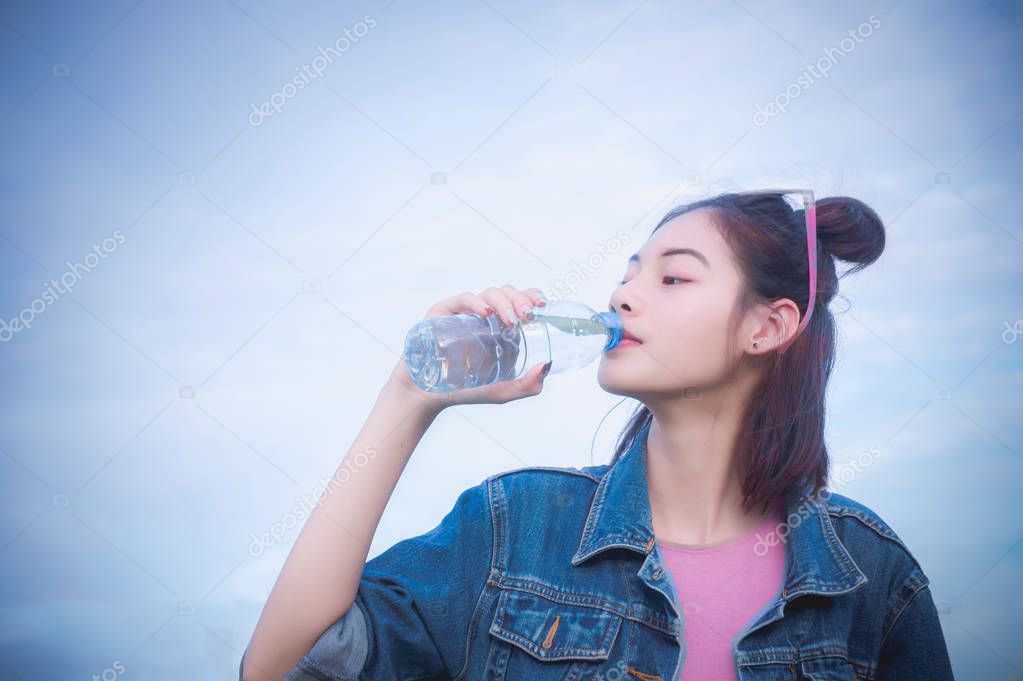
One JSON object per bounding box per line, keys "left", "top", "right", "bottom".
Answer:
{"left": 619, "top": 277, "right": 690, "bottom": 285}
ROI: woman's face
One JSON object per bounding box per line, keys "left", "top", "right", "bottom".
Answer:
{"left": 597, "top": 208, "right": 751, "bottom": 399}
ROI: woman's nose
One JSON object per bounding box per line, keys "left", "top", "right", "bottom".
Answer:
{"left": 609, "top": 290, "right": 634, "bottom": 314}
{"left": 610, "top": 279, "right": 641, "bottom": 315}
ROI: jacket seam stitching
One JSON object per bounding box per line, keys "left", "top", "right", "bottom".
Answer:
{"left": 487, "top": 577, "right": 678, "bottom": 635}
{"left": 453, "top": 481, "right": 497, "bottom": 681}
{"left": 577, "top": 466, "right": 612, "bottom": 554}
{"left": 739, "top": 644, "right": 854, "bottom": 666}
{"left": 487, "top": 466, "right": 601, "bottom": 483}
{"left": 816, "top": 500, "right": 865, "bottom": 581}
{"left": 878, "top": 578, "right": 929, "bottom": 651}
{"left": 616, "top": 557, "right": 638, "bottom": 662}
{"left": 826, "top": 509, "right": 913, "bottom": 555}
{"left": 794, "top": 605, "right": 816, "bottom": 663}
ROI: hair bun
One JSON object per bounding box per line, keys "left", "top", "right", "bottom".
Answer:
{"left": 814, "top": 196, "right": 885, "bottom": 275}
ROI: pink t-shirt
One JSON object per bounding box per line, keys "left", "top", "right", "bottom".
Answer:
{"left": 657, "top": 504, "right": 786, "bottom": 681}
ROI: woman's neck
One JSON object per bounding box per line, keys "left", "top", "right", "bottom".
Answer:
{"left": 644, "top": 391, "right": 769, "bottom": 547}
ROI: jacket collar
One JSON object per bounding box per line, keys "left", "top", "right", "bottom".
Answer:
{"left": 571, "top": 420, "right": 868, "bottom": 600}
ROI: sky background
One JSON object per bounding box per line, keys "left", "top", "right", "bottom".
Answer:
{"left": 1, "top": 0, "right": 1021, "bottom": 679}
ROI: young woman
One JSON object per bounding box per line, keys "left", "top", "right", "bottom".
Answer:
{"left": 240, "top": 191, "right": 954, "bottom": 681}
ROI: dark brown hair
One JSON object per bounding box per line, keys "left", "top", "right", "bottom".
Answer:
{"left": 608, "top": 192, "right": 886, "bottom": 514}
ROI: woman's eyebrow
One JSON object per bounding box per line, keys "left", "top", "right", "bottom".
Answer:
{"left": 627, "top": 247, "right": 710, "bottom": 269}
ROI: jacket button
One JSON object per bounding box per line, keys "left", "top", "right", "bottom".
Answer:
{"left": 652, "top": 568, "right": 662, "bottom": 580}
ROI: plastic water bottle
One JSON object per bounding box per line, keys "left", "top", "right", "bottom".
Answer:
{"left": 402, "top": 299, "right": 623, "bottom": 393}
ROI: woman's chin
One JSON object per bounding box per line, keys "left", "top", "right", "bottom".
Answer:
{"left": 596, "top": 369, "right": 643, "bottom": 398}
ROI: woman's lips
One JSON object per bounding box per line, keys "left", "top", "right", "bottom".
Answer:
{"left": 617, "top": 338, "right": 642, "bottom": 348}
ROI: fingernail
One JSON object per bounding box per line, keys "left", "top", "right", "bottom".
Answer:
{"left": 541, "top": 361, "right": 552, "bottom": 378}
{"left": 504, "top": 307, "right": 516, "bottom": 324}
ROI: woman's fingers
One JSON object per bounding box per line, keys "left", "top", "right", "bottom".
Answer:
{"left": 427, "top": 286, "right": 546, "bottom": 325}
{"left": 524, "top": 288, "right": 548, "bottom": 308}
{"left": 480, "top": 287, "right": 525, "bottom": 326}
{"left": 500, "top": 285, "right": 542, "bottom": 323}
{"left": 425, "top": 291, "right": 494, "bottom": 320}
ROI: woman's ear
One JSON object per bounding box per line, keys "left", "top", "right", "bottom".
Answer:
{"left": 748, "top": 299, "right": 801, "bottom": 353}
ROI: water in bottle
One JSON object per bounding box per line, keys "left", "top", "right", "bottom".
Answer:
{"left": 403, "top": 299, "right": 623, "bottom": 393}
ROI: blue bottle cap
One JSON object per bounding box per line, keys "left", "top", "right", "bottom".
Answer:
{"left": 594, "top": 311, "right": 623, "bottom": 351}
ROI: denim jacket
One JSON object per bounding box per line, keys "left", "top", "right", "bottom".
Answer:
{"left": 243, "top": 420, "right": 954, "bottom": 680}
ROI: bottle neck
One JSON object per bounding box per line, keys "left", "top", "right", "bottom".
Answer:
{"left": 594, "top": 311, "right": 623, "bottom": 351}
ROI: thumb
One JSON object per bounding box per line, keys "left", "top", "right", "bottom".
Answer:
{"left": 521, "top": 361, "right": 552, "bottom": 393}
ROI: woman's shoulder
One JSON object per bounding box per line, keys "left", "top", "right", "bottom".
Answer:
{"left": 485, "top": 462, "right": 608, "bottom": 487}
{"left": 818, "top": 490, "right": 930, "bottom": 582}
{"left": 480, "top": 463, "right": 608, "bottom": 519}
{"left": 820, "top": 490, "right": 908, "bottom": 546}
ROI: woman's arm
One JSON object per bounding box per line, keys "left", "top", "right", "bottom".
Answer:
{"left": 240, "top": 362, "right": 446, "bottom": 681}
{"left": 240, "top": 286, "right": 549, "bottom": 681}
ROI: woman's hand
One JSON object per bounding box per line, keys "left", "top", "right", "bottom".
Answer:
{"left": 387, "top": 286, "right": 551, "bottom": 409}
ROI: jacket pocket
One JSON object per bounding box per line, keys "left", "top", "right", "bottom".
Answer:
{"left": 486, "top": 588, "right": 625, "bottom": 680}
{"left": 489, "top": 588, "right": 623, "bottom": 660}
{"left": 797, "top": 656, "right": 859, "bottom": 680}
